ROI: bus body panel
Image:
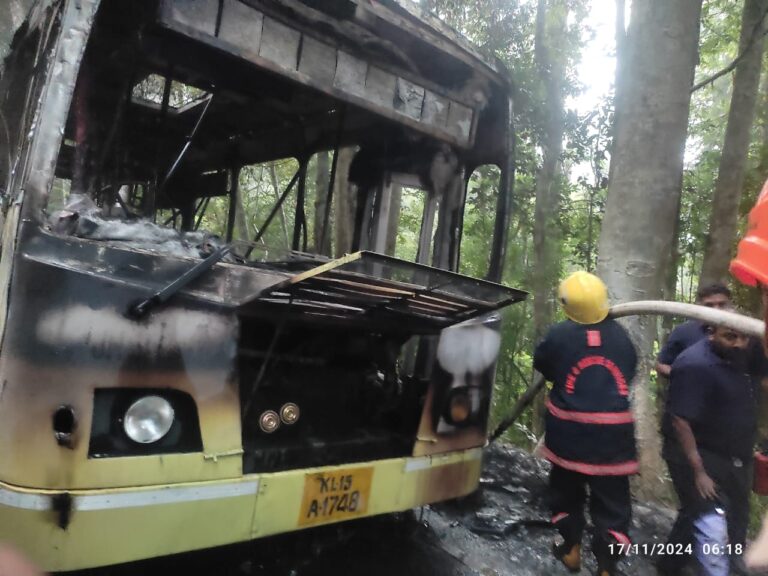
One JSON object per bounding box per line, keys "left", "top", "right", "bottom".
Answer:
{"left": 0, "top": 449, "right": 481, "bottom": 571}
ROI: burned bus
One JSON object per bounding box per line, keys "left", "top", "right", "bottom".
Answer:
{"left": 0, "top": 0, "right": 524, "bottom": 570}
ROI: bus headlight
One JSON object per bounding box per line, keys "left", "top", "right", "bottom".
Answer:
{"left": 123, "top": 396, "right": 175, "bottom": 443}
{"left": 442, "top": 387, "right": 473, "bottom": 427}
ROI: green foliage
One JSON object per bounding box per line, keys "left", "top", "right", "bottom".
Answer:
{"left": 394, "top": 188, "right": 429, "bottom": 262}
{"left": 680, "top": 0, "right": 768, "bottom": 317}
{"left": 561, "top": 100, "right": 613, "bottom": 272}
{"left": 191, "top": 159, "right": 302, "bottom": 249}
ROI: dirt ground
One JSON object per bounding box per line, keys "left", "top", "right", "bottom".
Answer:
{"left": 77, "top": 444, "right": 681, "bottom": 576}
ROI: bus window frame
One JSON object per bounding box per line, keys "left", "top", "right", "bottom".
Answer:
{"left": 21, "top": 0, "right": 100, "bottom": 223}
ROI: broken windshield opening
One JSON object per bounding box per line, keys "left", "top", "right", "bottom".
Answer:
{"left": 43, "top": 2, "right": 471, "bottom": 274}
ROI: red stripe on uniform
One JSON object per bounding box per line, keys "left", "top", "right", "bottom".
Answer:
{"left": 586, "top": 330, "right": 602, "bottom": 347}
{"left": 565, "top": 355, "right": 628, "bottom": 396}
{"left": 546, "top": 398, "right": 634, "bottom": 425}
{"left": 608, "top": 530, "right": 631, "bottom": 547}
{"left": 551, "top": 512, "right": 569, "bottom": 525}
{"left": 541, "top": 446, "right": 639, "bottom": 476}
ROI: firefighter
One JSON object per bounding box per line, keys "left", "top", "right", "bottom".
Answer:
{"left": 731, "top": 181, "right": 768, "bottom": 570}
{"left": 534, "top": 271, "right": 638, "bottom": 576}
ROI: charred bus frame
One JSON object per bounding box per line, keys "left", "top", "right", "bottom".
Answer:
{"left": 0, "top": 0, "right": 523, "bottom": 570}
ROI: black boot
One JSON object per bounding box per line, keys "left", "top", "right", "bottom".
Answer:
{"left": 552, "top": 536, "right": 582, "bottom": 573}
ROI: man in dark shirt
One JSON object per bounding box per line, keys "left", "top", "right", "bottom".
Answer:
{"left": 661, "top": 324, "right": 756, "bottom": 576}
{"left": 534, "top": 271, "right": 638, "bottom": 576}
{"left": 655, "top": 283, "right": 731, "bottom": 377}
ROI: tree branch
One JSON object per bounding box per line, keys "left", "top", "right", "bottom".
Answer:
{"left": 692, "top": 5, "right": 768, "bottom": 93}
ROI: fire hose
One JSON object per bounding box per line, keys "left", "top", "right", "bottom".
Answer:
{"left": 489, "top": 301, "right": 766, "bottom": 443}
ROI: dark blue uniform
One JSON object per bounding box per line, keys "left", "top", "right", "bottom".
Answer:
{"left": 535, "top": 318, "right": 638, "bottom": 473}
{"left": 669, "top": 340, "right": 757, "bottom": 461}
{"left": 659, "top": 321, "right": 765, "bottom": 448}
{"left": 534, "top": 318, "right": 638, "bottom": 566}
{"left": 658, "top": 319, "right": 767, "bottom": 376}
{"left": 661, "top": 339, "right": 759, "bottom": 574}
{"left": 657, "top": 320, "right": 708, "bottom": 367}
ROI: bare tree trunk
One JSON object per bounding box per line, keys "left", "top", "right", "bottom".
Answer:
{"left": 689, "top": 251, "right": 697, "bottom": 301}
{"left": 531, "top": 0, "right": 567, "bottom": 437}
{"left": 657, "top": 192, "right": 684, "bottom": 419}
{"left": 615, "top": 0, "right": 626, "bottom": 64}
{"left": 608, "top": 0, "right": 628, "bottom": 184}
{"left": 313, "top": 151, "right": 330, "bottom": 255}
{"left": 700, "top": 0, "right": 768, "bottom": 286}
{"left": 334, "top": 147, "right": 355, "bottom": 257}
{"left": 234, "top": 177, "right": 251, "bottom": 243}
{"left": 614, "top": 0, "right": 627, "bottom": 113}
{"left": 597, "top": 0, "right": 703, "bottom": 498}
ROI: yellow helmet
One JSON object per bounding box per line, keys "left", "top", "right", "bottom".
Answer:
{"left": 558, "top": 271, "right": 609, "bottom": 324}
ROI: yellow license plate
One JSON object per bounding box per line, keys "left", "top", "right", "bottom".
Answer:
{"left": 298, "top": 466, "right": 374, "bottom": 527}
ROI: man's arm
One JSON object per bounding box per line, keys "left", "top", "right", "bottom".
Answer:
{"left": 672, "top": 415, "right": 717, "bottom": 500}
{"left": 656, "top": 326, "right": 684, "bottom": 377}
{"left": 533, "top": 332, "right": 553, "bottom": 382}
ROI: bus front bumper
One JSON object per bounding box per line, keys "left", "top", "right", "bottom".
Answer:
{"left": 0, "top": 448, "right": 483, "bottom": 571}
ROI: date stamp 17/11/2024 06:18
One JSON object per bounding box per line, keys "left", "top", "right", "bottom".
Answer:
{"left": 608, "top": 543, "right": 744, "bottom": 557}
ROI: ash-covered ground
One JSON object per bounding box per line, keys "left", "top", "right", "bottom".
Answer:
{"left": 79, "top": 444, "right": 676, "bottom": 576}
{"left": 415, "top": 443, "right": 676, "bottom": 576}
